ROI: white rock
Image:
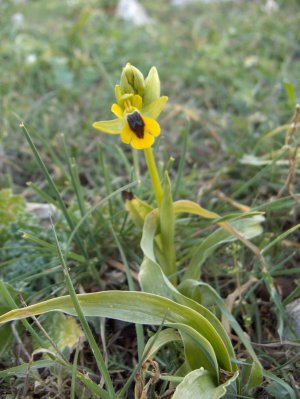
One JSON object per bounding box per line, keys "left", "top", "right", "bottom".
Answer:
{"left": 26, "top": 54, "right": 37, "bottom": 65}
{"left": 116, "top": 0, "right": 151, "bottom": 26}
{"left": 170, "top": 0, "right": 187, "bottom": 6}
{"left": 285, "top": 299, "right": 300, "bottom": 338}
{"left": 264, "top": 0, "right": 279, "bottom": 13}
{"left": 12, "top": 12, "right": 24, "bottom": 27}
{"left": 26, "top": 202, "right": 57, "bottom": 221}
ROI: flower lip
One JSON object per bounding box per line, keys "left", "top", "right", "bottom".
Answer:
{"left": 127, "top": 111, "right": 145, "bottom": 139}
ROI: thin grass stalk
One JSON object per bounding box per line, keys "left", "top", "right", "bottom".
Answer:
{"left": 20, "top": 123, "right": 89, "bottom": 260}
{"left": 111, "top": 144, "right": 132, "bottom": 176}
{"left": 0, "top": 281, "right": 45, "bottom": 348}
{"left": 71, "top": 345, "right": 80, "bottom": 399}
{"left": 69, "top": 158, "right": 104, "bottom": 264}
{"left": 117, "top": 313, "right": 168, "bottom": 399}
{"left": 109, "top": 224, "right": 145, "bottom": 361}
{"left": 39, "top": 133, "right": 69, "bottom": 177}
{"left": 173, "top": 123, "right": 189, "bottom": 199}
{"left": 99, "top": 146, "right": 114, "bottom": 218}
{"left": 51, "top": 222, "right": 116, "bottom": 398}
{"left": 61, "top": 136, "right": 103, "bottom": 282}
{"left": 61, "top": 134, "right": 87, "bottom": 218}
{"left": 22, "top": 232, "right": 85, "bottom": 263}
{"left": 231, "top": 151, "right": 284, "bottom": 199}
{"left": 1, "top": 248, "right": 108, "bottom": 396}
{"left": 65, "top": 181, "right": 138, "bottom": 256}
{"left": 27, "top": 182, "right": 59, "bottom": 207}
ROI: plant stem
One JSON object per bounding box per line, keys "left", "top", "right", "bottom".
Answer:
{"left": 143, "top": 147, "right": 163, "bottom": 207}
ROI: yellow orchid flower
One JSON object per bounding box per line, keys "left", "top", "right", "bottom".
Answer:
{"left": 93, "top": 64, "right": 168, "bottom": 150}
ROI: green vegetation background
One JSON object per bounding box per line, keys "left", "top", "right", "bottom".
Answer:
{"left": 0, "top": 0, "right": 300, "bottom": 397}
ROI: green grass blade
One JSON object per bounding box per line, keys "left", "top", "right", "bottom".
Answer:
{"left": 173, "top": 123, "right": 189, "bottom": 199}
{"left": 65, "top": 180, "right": 138, "bottom": 256}
{"left": 51, "top": 222, "right": 116, "bottom": 398}
{"left": 159, "top": 172, "right": 176, "bottom": 280}
{"left": 0, "top": 359, "right": 109, "bottom": 399}
{"left": 109, "top": 223, "right": 145, "bottom": 361}
{"left": 20, "top": 122, "right": 88, "bottom": 259}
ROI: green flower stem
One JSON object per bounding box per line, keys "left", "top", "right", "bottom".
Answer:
{"left": 144, "top": 147, "right": 163, "bottom": 207}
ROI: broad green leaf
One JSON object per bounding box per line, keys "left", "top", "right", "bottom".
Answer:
{"left": 172, "top": 368, "right": 238, "bottom": 399}
{"left": 177, "top": 325, "right": 218, "bottom": 377}
{"left": 240, "top": 358, "right": 264, "bottom": 393}
{"left": 181, "top": 280, "right": 263, "bottom": 389}
{"left": 139, "top": 258, "right": 236, "bottom": 374}
{"left": 141, "top": 209, "right": 159, "bottom": 263}
{"left": 0, "top": 290, "right": 233, "bottom": 377}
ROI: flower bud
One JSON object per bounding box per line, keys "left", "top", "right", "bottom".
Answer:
{"left": 143, "top": 66, "right": 161, "bottom": 106}
{"left": 122, "top": 192, "right": 152, "bottom": 228}
{"left": 120, "top": 63, "right": 145, "bottom": 96}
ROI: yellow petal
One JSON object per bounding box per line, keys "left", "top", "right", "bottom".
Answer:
{"left": 132, "top": 95, "right": 143, "bottom": 110}
{"left": 111, "top": 103, "right": 123, "bottom": 118}
{"left": 121, "top": 123, "right": 134, "bottom": 144}
{"left": 92, "top": 119, "right": 123, "bottom": 134}
{"left": 143, "top": 116, "right": 160, "bottom": 137}
{"left": 142, "top": 96, "right": 168, "bottom": 119}
{"left": 131, "top": 132, "right": 154, "bottom": 150}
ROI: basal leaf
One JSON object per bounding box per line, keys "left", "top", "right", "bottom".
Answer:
{"left": 139, "top": 258, "right": 236, "bottom": 374}
{"left": 172, "top": 368, "right": 238, "bottom": 399}
{"left": 0, "top": 290, "right": 232, "bottom": 378}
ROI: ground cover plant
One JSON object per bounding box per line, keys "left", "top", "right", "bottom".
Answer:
{"left": 1, "top": 0, "right": 300, "bottom": 397}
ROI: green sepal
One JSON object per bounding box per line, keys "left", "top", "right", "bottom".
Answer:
{"left": 142, "top": 96, "right": 168, "bottom": 119}
{"left": 143, "top": 66, "right": 161, "bottom": 106}
{"left": 92, "top": 118, "right": 123, "bottom": 134}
